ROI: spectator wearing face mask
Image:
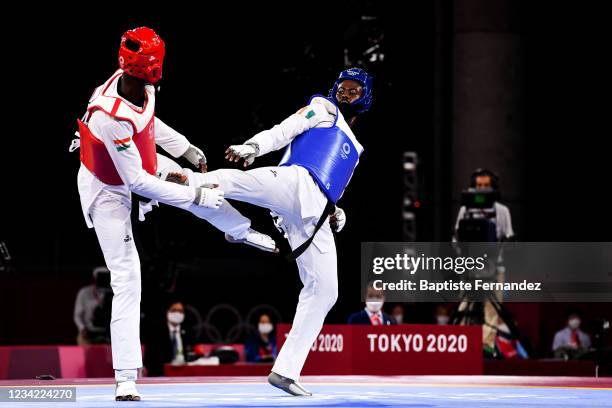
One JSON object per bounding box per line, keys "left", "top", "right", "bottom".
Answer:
{"left": 552, "top": 311, "right": 591, "bottom": 359}
{"left": 143, "top": 300, "right": 195, "bottom": 376}
{"left": 435, "top": 305, "right": 450, "bottom": 325}
{"left": 348, "top": 283, "right": 396, "bottom": 325}
{"left": 245, "top": 314, "right": 278, "bottom": 363}
{"left": 391, "top": 305, "right": 405, "bottom": 325}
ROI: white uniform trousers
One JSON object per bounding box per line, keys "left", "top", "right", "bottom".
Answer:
{"left": 190, "top": 165, "right": 338, "bottom": 380}
{"left": 84, "top": 155, "right": 252, "bottom": 370}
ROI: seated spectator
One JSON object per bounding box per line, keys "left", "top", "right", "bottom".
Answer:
{"left": 245, "top": 313, "right": 277, "bottom": 363}
{"left": 348, "top": 282, "right": 396, "bottom": 325}
{"left": 391, "top": 304, "right": 405, "bottom": 324}
{"left": 435, "top": 305, "right": 451, "bottom": 325}
{"left": 553, "top": 310, "right": 591, "bottom": 359}
{"left": 144, "top": 300, "right": 195, "bottom": 376}
{"left": 73, "top": 266, "right": 112, "bottom": 345}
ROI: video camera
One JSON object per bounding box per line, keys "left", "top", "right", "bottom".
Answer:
{"left": 457, "top": 188, "right": 498, "bottom": 242}
{"left": 461, "top": 188, "right": 499, "bottom": 209}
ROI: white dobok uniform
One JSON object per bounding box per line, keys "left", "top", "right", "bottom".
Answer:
{"left": 186, "top": 96, "right": 363, "bottom": 380}
{"left": 75, "top": 71, "right": 253, "bottom": 371}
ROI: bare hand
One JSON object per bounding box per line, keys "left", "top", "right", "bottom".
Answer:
{"left": 224, "top": 144, "right": 257, "bottom": 167}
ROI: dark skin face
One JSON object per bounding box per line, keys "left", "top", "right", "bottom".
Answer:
{"left": 336, "top": 79, "right": 363, "bottom": 127}
{"left": 335, "top": 79, "right": 363, "bottom": 105}
{"left": 118, "top": 73, "right": 147, "bottom": 107}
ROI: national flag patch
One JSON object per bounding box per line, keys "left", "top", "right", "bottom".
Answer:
{"left": 114, "top": 136, "right": 131, "bottom": 152}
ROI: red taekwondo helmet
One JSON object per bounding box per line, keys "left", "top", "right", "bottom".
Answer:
{"left": 118, "top": 27, "right": 165, "bottom": 84}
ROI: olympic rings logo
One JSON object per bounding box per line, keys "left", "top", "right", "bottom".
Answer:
{"left": 187, "top": 303, "right": 283, "bottom": 343}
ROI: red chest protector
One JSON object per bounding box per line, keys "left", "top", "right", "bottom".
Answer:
{"left": 78, "top": 70, "right": 157, "bottom": 185}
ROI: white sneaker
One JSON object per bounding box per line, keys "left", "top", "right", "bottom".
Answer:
{"left": 115, "top": 380, "right": 141, "bottom": 401}
{"left": 225, "top": 228, "right": 278, "bottom": 253}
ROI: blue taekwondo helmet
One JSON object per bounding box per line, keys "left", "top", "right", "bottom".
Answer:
{"left": 329, "top": 67, "right": 373, "bottom": 114}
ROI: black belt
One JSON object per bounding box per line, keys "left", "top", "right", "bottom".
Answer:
{"left": 286, "top": 199, "right": 335, "bottom": 261}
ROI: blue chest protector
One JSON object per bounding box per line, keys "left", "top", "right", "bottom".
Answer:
{"left": 279, "top": 96, "right": 361, "bottom": 203}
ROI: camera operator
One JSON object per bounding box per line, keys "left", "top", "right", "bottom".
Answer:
{"left": 73, "top": 266, "right": 113, "bottom": 345}
{"left": 453, "top": 169, "right": 519, "bottom": 356}
{"left": 454, "top": 168, "right": 514, "bottom": 242}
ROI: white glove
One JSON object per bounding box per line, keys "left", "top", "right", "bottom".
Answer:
{"left": 182, "top": 145, "right": 207, "bottom": 172}
{"left": 329, "top": 207, "right": 346, "bottom": 232}
{"left": 193, "top": 186, "right": 224, "bottom": 209}
{"left": 225, "top": 143, "right": 259, "bottom": 167}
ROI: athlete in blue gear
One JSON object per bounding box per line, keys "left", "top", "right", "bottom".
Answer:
{"left": 171, "top": 68, "right": 372, "bottom": 396}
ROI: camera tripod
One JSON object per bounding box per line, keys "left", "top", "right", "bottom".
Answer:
{"left": 450, "top": 285, "right": 529, "bottom": 358}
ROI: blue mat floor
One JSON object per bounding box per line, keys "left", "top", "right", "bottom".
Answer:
{"left": 2, "top": 380, "right": 611, "bottom": 408}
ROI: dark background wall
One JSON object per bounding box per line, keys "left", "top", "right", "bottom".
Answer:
{"left": 1, "top": 2, "right": 610, "bottom": 355}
